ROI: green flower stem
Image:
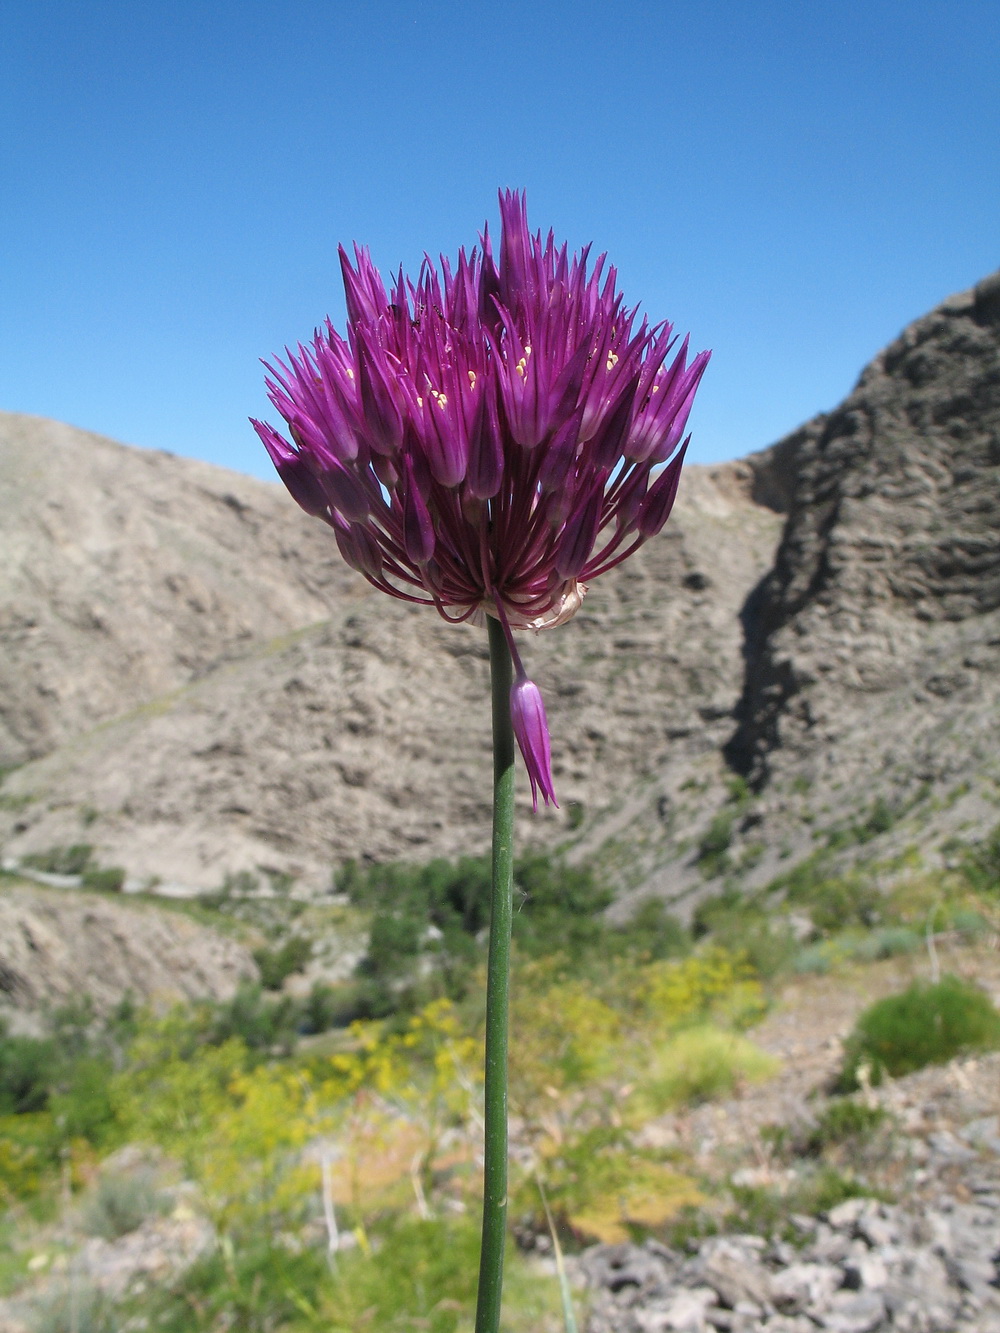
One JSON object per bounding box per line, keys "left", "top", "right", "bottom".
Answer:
{"left": 476, "top": 615, "right": 516, "bottom": 1333}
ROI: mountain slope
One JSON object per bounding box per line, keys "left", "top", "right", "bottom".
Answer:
{"left": 0, "top": 439, "right": 783, "bottom": 890}
{"left": 3, "top": 270, "right": 998, "bottom": 902}
{"left": 0, "top": 411, "right": 359, "bottom": 768}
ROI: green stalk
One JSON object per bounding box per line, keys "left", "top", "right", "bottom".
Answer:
{"left": 475, "top": 615, "right": 516, "bottom": 1333}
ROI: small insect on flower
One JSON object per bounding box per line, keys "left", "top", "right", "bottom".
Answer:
{"left": 253, "top": 191, "right": 709, "bottom": 806}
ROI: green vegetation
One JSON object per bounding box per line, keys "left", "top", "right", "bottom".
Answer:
{"left": 4, "top": 821, "right": 999, "bottom": 1329}
{"left": 80, "top": 865, "right": 126, "bottom": 893}
{"left": 695, "top": 778, "right": 752, "bottom": 876}
{"left": 81, "top": 1169, "right": 168, "bottom": 1239}
{"left": 960, "top": 820, "right": 1000, "bottom": 894}
{"left": 29, "top": 1281, "right": 115, "bottom": 1333}
{"left": 22, "top": 844, "right": 94, "bottom": 876}
{"left": 19, "top": 844, "right": 125, "bottom": 891}
{"left": 836, "top": 975, "right": 1000, "bottom": 1090}
{"left": 803, "top": 1100, "right": 889, "bottom": 1156}
{"left": 253, "top": 935, "right": 313, "bottom": 990}
{"left": 336, "top": 851, "right": 688, "bottom": 1020}
{"left": 638, "top": 1026, "right": 778, "bottom": 1113}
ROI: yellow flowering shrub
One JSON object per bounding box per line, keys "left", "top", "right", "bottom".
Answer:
{"left": 639, "top": 946, "right": 765, "bottom": 1029}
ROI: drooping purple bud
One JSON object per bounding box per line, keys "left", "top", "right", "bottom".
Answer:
{"left": 252, "top": 420, "right": 329, "bottom": 517}
{"left": 510, "top": 673, "right": 557, "bottom": 810}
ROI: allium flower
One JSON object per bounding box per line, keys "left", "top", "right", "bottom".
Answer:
{"left": 253, "top": 191, "right": 709, "bottom": 807}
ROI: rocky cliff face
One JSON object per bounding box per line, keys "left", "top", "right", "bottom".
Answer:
{"left": 726, "top": 270, "right": 1000, "bottom": 796}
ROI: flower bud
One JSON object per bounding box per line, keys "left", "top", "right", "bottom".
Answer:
{"left": 510, "top": 674, "right": 558, "bottom": 810}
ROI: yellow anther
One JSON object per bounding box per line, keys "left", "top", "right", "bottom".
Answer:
{"left": 606, "top": 352, "right": 619, "bottom": 370}
{"left": 416, "top": 395, "right": 424, "bottom": 407}
{"left": 467, "top": 370, "right": 477, "bottom": 387}
{"left": 651, "top": 385, "right": 660, "bottom": 394}
{"left": 346, "top": 368, "right": 355, "bottom": 380}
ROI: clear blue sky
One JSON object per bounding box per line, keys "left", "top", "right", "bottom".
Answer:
{"left": 2, "top": 1, "right": 997, "bottom": 479}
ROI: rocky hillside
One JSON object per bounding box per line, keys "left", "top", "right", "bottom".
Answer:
{"left": 0, "top": 420, "right": 783, "bottom": 892}
{"left": 0, "top": 411, "right": 359, "bottom": 769}
{"left": 1, "top": 269, "right": 999, "bottom": 907}
{"left": 589, "top": 270, "right": 1000, "bottom": 919}
{"left": 0, "top": 880, "right": 257, "bottom": 1029}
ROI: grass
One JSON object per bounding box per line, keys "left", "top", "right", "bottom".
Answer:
{"left": 143, "top": 1220, "right": 565, "bottom": 1333}
{"left": 638, "top": 1025, "right": 779, "bottom": 1115}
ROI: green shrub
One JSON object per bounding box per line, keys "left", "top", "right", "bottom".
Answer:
{"left": 693, "top": 894, "right": 797, "bottom": 978}
{"left": 612, "top": 899, "right": 690, "bottom": 961}
{"left": 696, "top": 811, "right": 734, "bottom": 874}
{"left": 0, "top": 1001, "right": 128, "bottom": 1150}
{"left": 81, "top": 866, "right": 126, "bottom": 893}
{"left": 324, "top": 1216, "right": 481, "bottom": 1332}
{"left": 849, "top": 926, "right": 921, "bottom": 963}
{"left": 511, "top": 853, "right": 613, "bottom": 956}
{"left": 836, "top": 975, "right": 1000, "bottom": 1090}
{"left": 81, "top": 1169, "right": 168, "bottom": 1239}
{"left": 210, "top": 983, "right": 300, "bottom": 1053}
{"left": 253, "top": 935, "right": 313, "bottom": 990}
{"left": 0, "top": 1032, "right": 56, "bottom": 1115}
{"left": 27, "top": 1280, "right": 114, "bottom": 1333}
{"left": 961, "top": 822, "right": 1000, "bottom": 894}
{"left": 805, "top": 1100, "right": 888, "bottom": 1155}
{"left": 22, "top": 844, "right": 93, "bottom": 876}
{"left": 638, "top": 1025, "right": 779, "bottom": 1113}
{"left": 856, "top": 798, "right": 896, "bottom": 842}
{"left": 803, "top": 876, "right": 882, "bottom": 934}
{"left": 345, "top": 851, "right": 616, "bottom": 1014}
{"left": 48, "top": 1057, "right": 117, "bottom": 1145}
{"left": 145, "top": 1239, "right": 328, "bottom": 1333}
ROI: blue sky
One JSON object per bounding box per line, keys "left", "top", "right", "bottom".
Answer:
{"left": 2, "top": 0, "right": 997, "bottom": 479}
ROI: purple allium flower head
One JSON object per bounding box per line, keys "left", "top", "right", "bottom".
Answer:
{"left": 253, "top": 191, "right": 709, "bottom": 807}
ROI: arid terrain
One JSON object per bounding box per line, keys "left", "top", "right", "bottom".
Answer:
{"left": 1, "top": 271, "right": 999, "bottom": 1333}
